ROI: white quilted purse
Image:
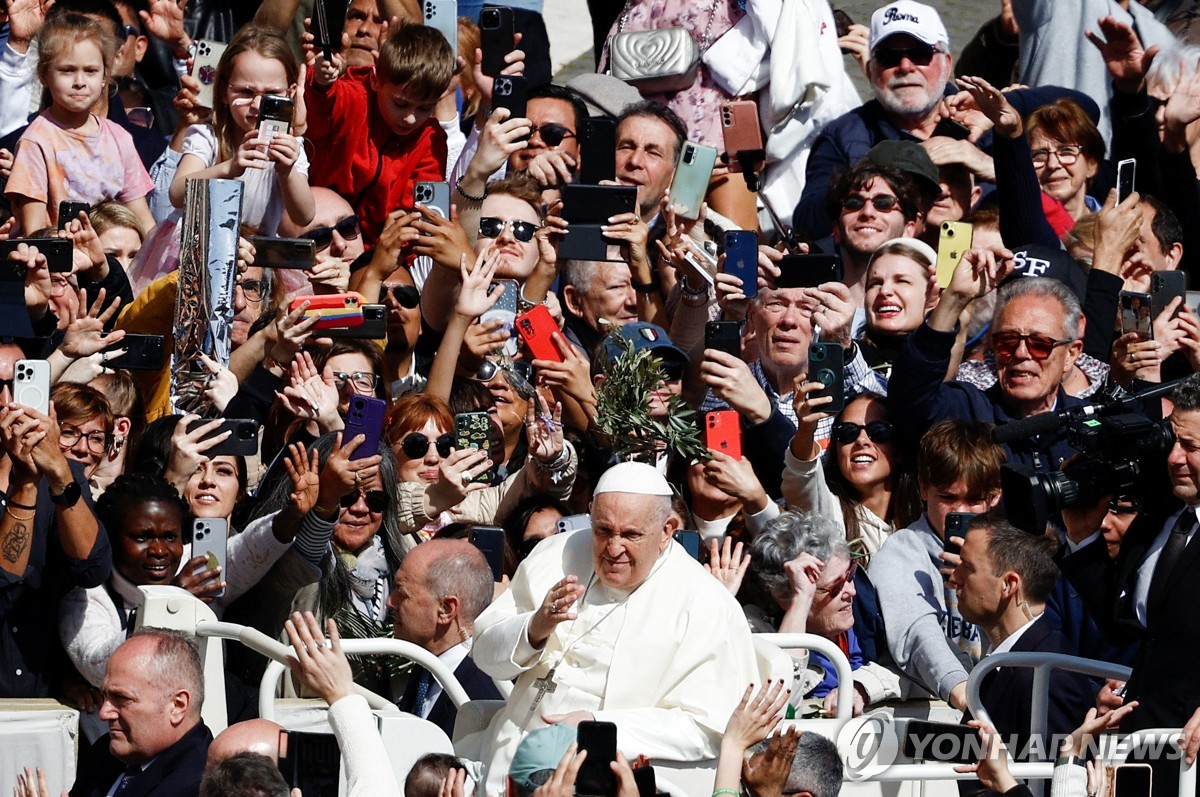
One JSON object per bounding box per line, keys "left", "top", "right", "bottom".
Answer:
{"left": 607, "top": 0, "right": 719, "bottom": 94}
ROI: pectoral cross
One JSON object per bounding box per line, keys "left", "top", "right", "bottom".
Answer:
{"left": 530, "top": 668, "right": 557, "bottom": 711}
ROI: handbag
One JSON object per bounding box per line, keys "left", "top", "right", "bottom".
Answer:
{"left": 608, "top": 0, "right": 720, "bottom": 94}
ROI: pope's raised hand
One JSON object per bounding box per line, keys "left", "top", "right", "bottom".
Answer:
{"left": 528, "top": 575, "right": 586, "bottom": 648}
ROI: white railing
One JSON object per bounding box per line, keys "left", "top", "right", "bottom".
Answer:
{"left": 753, "top": 632, "right": 856, "bottom": 723}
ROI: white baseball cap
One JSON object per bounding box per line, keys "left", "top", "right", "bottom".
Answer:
{"left": 869, "top": 1, "right": 950, "bottom": 53}
{"left": 594, "top": 461, "right": 674, "bottom": 497}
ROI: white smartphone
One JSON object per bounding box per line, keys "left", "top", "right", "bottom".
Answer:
{"left": 191, "top": 517, "right": 229, "bottom": 598}
{"left": 422, "top": 0, "right": 458, "bottom": 63}
{"left": 14, "top": 359, "right": 50, "bottom": 415}
{"left": 190, "top": 39, "right": 228, "bottom": 109}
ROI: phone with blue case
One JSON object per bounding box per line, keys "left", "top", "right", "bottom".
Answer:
{"left": 723, "top": 230, "right": 758, "bottom": 298}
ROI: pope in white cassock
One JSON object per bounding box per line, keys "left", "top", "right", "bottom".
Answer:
{"left": 472, "top": 461, "right": 761, "bottom": 794}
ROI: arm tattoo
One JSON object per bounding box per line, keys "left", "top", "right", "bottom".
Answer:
{"left": 2, "top": 522, "right": 30, "bottom": 564}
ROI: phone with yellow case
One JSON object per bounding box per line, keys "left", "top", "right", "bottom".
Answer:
{"left": 936, "top": 221, "right": 973, "bottom": 288}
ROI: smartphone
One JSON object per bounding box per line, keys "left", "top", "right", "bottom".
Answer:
{"left": 557, "top": 513, "right": 591, "bottom": 534}
{"left": 901, "top": 720, "right": 978, "bottom": 763}
{"left": 632, "top": 767, "right": 655, "bottom": 797}
{"left": 470, "top": 525, "right": 506, "bottom": 580}
{"left": 1151, "top": 270, "right": 1187, "bottom": 319}
{"left": 257, "top": 94, "right": 294, "bottom": 143}
{"left": 1120, "top": 291, "right": 1153, "bottom": 340}
{"left": 580, "top": 117, "right": 616, "bottom": 184}
{"left": 280, "top": 729, "right": 341, "bottom": 797}
{"left": 455, "top": 411, "right": 494, "bottom": 483}
{"left": 479, "top": 279, "right": 519, "bottom": 356}
{"left": 576, "top": 721, "right": 618, "bottom": 797}
{"left": 669, "top": 141, "right": 718, "bottom": 220}
{"left": 1112, "top": 764, "right": 1152, "bottom": 797}
{"left": 103, "top": 333, "right": 164, "bottom": 371}
{"left": 719, "top": 100, "right": 764, "bottom": 170}
{"left": 414, "top": 181, "right": 451, "bottom": 220}
{"left": 248, "top": 236, "right": 315, "bottom": 270}
{"left": 0, "top": 238, "right": 73, "bottom": 273}
{"left": 704, "top": 409, "right": 742, "bottom": 459}
{"left": 199, "top": 418, "right": 260, "bottom": 457}
{"left": 189, "top": 40, "right": 228, "bottom": 109}
{"left": 673, "top": 530, "right": 702, "bottom": 560}
{"left": 942, "top": 512, "right": 976, "bottom": 557}
{"left": 776, "top": 253, "right": 843, "bottom": 289}
{"left": 491, "top": 74, "right": 528, "bottom": 120}
{"left": 345, "top": 395, "right": 386, "bottom": 460}
{"left": 58, "top": 201, "right": 90, "bottom": 230}
{"left": 932, "top": 117, "right": 971, "bottom": 141}
{"left": 705, "top": 320, "right": 741, "bottom": 359}
{"left": 422, "top": 0, "right": 458, "bottom": 62}
{"left": 559, "top": 184, "right": 639, "bottom": 262}
{"left": 479, "top": 6, "right": 514, "bottom": 77}
{"left": 722, "top": 230, "right": 758, "bottom": 298}
{"left": 808, "top": 342, "right": 844, "bottom": 414}
{"left": 516, "top": 304, "right": 563, "bottom": 363}
{"left": 324, "top": 304, "right": 386, "bottom": 339}
{"left": 191, "top": 517, "right": 228, "bottom": 599}
{"left": 14, "top": 359, "right": 50, "bottom": 415}
{"left": 288, "top": 292, "right": 365, "bottom": 329}
{"left": 313, "top": 0, "right": 349, "bottom": 61}
{"left": 936, "top": 221, "right": 973, "bottom": 288}
{"left": 1117, "top": 158, "right": 1137, "bottom": 203}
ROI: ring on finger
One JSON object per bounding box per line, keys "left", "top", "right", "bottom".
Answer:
{"left": 551, "top": 600, "right": 559, "bottom": 613}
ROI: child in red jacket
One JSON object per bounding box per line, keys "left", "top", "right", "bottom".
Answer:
{"left": 305, "top": 24, "right": 454, "bottom": 245}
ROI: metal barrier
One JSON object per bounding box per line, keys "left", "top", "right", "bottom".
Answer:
{"left": 752, "top": 632, "right": 857, "bottom": 723}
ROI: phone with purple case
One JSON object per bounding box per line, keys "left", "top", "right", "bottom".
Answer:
{"left": 346, "top": 395, "right": 387, "bottom": 459}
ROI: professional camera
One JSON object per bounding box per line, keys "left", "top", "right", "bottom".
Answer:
{"left": 1000, "top": 413, "right": 1173, "bottom": 533}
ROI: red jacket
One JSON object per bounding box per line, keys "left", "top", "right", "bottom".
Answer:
{"left": 305, "top": 66, "right": 447, "bottom": 245}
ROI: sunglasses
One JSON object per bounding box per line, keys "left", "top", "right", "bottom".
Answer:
{"left": 340, "top": 489, "right": 388, "bottom": 512}
{"left": 991, "top": 331, "right": 1072, "bottom": 361}
{"left": 528, "top": 122, "right": 576, "bottom": 147}
{"left": 841, "top": 194, "right": 901, "bottom": 213}
{"left": 815, "top": 560, "right": 858, "bottom": 598}
{"left": 474, "top": 358, "right": 534, "bottom": 383}
{"left": 300, "top": 215, "right": 361, "bottom": 252}
{"left": 479, "top": 217, "right": 539, "bottom": 243}
{"left": 382, "top": 284, "right": 420, "bottom": 309}
{"left": 874, "top": 44, "right": 938, "bottom": 68}
{"left": 659, "top": 358, "right": 686, "bottom": 382}
{"left": 401, "top": 431, "right": 454, "bottom": 459}
{"left": 831, "top": 420, "right": 894, "bottom": 446}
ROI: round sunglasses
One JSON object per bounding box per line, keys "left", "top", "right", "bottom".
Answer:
{"left": 479, "top": 217, "right": 539, "bottom": 242}
{"left": 400, "top": 431, "right": 454, "bottom": 459}
{"left": 831, "top": 420, "right": 894, "bottom": 446}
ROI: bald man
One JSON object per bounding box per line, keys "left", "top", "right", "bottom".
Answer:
{"left": 387, "top": 539, "right": 502, "bottom": 736}
{"left": 278, "top": 187, "right": 366, "bottom": 270}
{"left": 206, "top": 719, "right": 286, "bottom": 767}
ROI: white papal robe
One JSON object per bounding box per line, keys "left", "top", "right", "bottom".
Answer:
{"left": 472, "top": 529, "right": 760, "bottom": 794}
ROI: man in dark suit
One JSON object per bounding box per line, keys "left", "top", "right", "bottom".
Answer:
{"left": 953, "top": 518, "right": 1096, "bottom": 764}
{"left": 71, "top": 629, "right": 212, "bottom": 797}
{"left": 388, "top": 539, "right": 503, "bottom": 737}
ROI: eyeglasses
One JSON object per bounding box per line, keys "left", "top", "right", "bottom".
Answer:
{"left": 479, "top": 217, "right": 539, "bottom": 243}
{"left": 991, "top": 331, "right": 1073, "bottom": 361}
{"left": 121, "top": 24, "right": 140, "bottom": 39}
{"left": 340, "top": 489, "right": 388, "bottom": 513}
{"left": 841, "top": 194, "right": 901, "bottom": 213}
{"left": 381, "top": 283, "right": 420, "bottom": 309}
{"left": 331, "top": 371, "right": 379, "bottom": 392}
{"left": 50, "top": 275, "right": 73, "bottom": 296}
{"left": 239, "top": 278, "right": 266, "bottom": 302}
{"left": 400, "top": 431, "right": 454, "bottom": 459}
{"left": 474, "top": 358, "right": 533, "bottom": 384}
{"left": 126, "top": 107, "right": 154, "bottom": 129}
{"left": 874, "top": 44, "right": 938, "bottom": 68}
{"left": 300, "top": 215, "right": 361, "bottom": 252}
{"left": 815, "top": 561, "right": 858, "bottom": 598}
{"left": 832, "top": 420, "right": 894, "bottom": 446}
{"left": 1030, "top": 146, "right": 1082, "bottom": 167}
{"left": 528, "top": 123, "right": 576, "bottom": 147}
{"left": 59, "top": 423, "right": 110, "bottom": 453}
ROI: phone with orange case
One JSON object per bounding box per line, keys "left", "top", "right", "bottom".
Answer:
{"left": 288, "top": 292, "right": 365, "bottom": 329}
{"left": 704, "top": 410, "right": 742, "bottom": 459}
{"left": 515, "top": 305, "right": 563, "bottom": 362}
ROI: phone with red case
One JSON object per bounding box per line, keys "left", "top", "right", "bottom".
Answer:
{"left": 515, "top": 305, "right": 562, "bottom": 362}
{"left": 704, "top": 410, "right": 742, "bottom": 459}
{"left": 288, "top": 292, "right": 365, "bottom": 329}
{"left": 719, "top": 100, "right": 764, "bottom": 171}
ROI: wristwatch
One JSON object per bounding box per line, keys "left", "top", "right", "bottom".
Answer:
{"left": 49, "top": 480, "right": 82, "bottom": 508}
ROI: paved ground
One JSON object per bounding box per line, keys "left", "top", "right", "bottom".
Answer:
{"left": 550, "top": 0, "right": 997, "bottom": 91}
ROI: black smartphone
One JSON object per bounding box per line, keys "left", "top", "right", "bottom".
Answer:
{"left": 492, "top": 74, "right": 528, "bottom": 120}
{"left": 902, "top": 720, "right": 978, "bottom": 763}
{"left": 705, "top": 320, "right": 741, "bottom": 359}
{"left": 199, "top": 418, "right": 259, "bottom": 457}
{"left": 313, "top": 0, "right": 349, "bottom": 61}
{"left": 776, "top": 253, "right": 843, "bottom": 289}
{"left": 470, "top": 525, "right": 506, "bottom": 581}
{"left": 673, "top": 530, "right": 702, "bottom": 560}
{"left": 942, "top": 512, "right": 975, "bottom": 557}
{"left": 0, "top": 238, "right": 73, "bottom": 272}
{"left": 808, "top": 342, "right": 844, "bottom": 414}
{"left": 723, "top": 230, "right": 759, "bottom": 298}
{"left": 1113, "top": 764, "right": 1153, "bottom": 797}
{"left": 561, "top": 184, "right": 638, "bottom": 224}
{"left": 1151, "top": 269, "right": 1187, "bottom": 319}
{"left": 632, "top": 766, "right": 655, "bottom": 797}
{"left": 576, "top": 721, "right": 618, "bottom": 797}
{"left": 247, "top": 236, "right": 316, "bottom": 270}
{"left": 580, "top": 117, "right": 617, "bottom": 184}
{"left": 932, "top": 117, "right": 971, "bottom": 141}
{"left": 104, "top": 333, "right": 164, "bottom": 371}
{"left": 280, "top": 729, "right": 341, "bottom": 797}
{"left": 324, "top": 304, "right": 386, "bottom": 339}
{"left": 58, "top": 201, "right": 90, "bottom": 230}
{"left": 1117, "top": 158, "right": 1137, "bottom": 203}
{"left": 479, "top": 6, "right": 514, "bottom": 77}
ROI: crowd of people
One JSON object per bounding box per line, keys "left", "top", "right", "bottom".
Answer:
{"left": 6, "top": 0, "right": 1200, "bottom": 794}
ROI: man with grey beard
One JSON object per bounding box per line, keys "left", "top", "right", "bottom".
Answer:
{"left": 794, "top": 0, "right": 959, "bottom": 240}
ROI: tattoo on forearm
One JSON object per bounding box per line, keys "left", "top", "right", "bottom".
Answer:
{"left": 2, "top": 522, "right": 29, "bottom": 564}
